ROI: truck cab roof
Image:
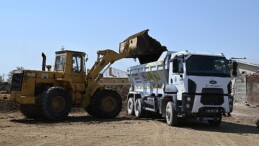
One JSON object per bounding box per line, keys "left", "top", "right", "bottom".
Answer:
{"left": 170, "top": 50, "right": 225, "bottom": 59}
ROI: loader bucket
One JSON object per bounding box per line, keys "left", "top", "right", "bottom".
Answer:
{"left": 119, "top": 29, "right": 167, "bottom": 64}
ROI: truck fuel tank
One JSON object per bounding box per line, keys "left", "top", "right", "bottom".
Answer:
{"left": 119, "top": 29, "right": 167, "bottom": 64}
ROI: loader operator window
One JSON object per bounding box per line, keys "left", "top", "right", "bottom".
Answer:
{"left": 72, "top": 55, "right": 82, "bottom": 73}
{"left": 55, "top": 55, "right": 66, "bottom": 71}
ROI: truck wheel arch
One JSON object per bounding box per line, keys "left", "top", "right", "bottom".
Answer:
{"left": 162, "top": 95, "right": 177, "bottom": 117}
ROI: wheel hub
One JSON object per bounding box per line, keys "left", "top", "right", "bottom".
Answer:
{"left": 51, "top": 96, "right": 66, "bottom": 113}
{"left": 102, "top": 96, "right": 116, "bottom": 112}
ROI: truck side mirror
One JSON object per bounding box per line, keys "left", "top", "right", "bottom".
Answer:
{"left": 232, "top": 61, "right": 238, "bottom": 76}
{"left": 173, "top": 58, "right": 179, "bottom": 73}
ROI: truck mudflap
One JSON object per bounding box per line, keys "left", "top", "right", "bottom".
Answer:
{"left": 119, "top": 29, "right": 167, "bottom": 64}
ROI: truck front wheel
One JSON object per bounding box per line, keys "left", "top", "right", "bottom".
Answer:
{"left": 166, "top": 101, "right": 179, "bottom": 126}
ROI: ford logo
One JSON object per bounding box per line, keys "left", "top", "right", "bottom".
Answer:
{"left": 210, "top": 80, "right": 217, "bottom": 84}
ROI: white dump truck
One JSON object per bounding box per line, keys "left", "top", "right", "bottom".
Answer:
{"left": 127, "top": 50, "right": 235, "bottom": 126}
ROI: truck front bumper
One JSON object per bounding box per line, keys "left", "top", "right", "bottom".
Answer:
{"left": 182, "top": 94, "right": 233, "bottom": 114}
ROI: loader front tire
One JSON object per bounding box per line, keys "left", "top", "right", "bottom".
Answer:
{"left": 39, "top": 87, "right": 71, "bottom": 121}
{"left": 91, "top": 89, "right": 122, "bottom": 119}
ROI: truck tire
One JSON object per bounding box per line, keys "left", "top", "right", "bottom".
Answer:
{"left": 19, "top": 105, "right": 41, "bottom": 119}
{"left": 39, "top": 87, "right": 72, "bottom": 121}
{"left": 166, "top": 101, "right": 179, "bottom": 126}
{"left": 91, "top": 89, "right": 122, "bottom": 119}
{"left": 127, "top": 97, "right": 134, "bottom": 115}
{"left": 208, "top": 115, "right": 222, "bottom": 127}
{"left": 134, "top": 98, "right": 144, "bottom": 118}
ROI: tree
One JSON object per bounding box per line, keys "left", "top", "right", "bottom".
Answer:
{"left": 0, "top": 75, "right": 3, "bottom": 83}
{"left": 7, "top": 66, "right": 24, "bottom": 83}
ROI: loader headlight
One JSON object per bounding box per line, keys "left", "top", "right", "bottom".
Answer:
{"left": 187, "top": 97, "right": 192, "bottom": 102}
{"left": 186, "top": 104, "right": 190, "bottom": 108}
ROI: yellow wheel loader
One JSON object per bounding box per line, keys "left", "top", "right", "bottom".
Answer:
{"left": 10, "top": 30, "right": 166, "bottom": 121}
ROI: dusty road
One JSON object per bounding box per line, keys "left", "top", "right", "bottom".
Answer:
{"left": 0, "top": 103, "right": 258, "bottom": 146}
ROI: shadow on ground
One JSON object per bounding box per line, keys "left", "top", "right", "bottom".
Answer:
{"left": 10, "top": 113, "right": 258, "bottom": 135}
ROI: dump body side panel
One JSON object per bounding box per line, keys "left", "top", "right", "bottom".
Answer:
{"left": 127, "top": 60, "right": 168, "bottom": 96}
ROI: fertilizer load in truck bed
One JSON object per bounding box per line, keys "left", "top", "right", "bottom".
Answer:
{"left": 119, "top": 29, "right": 167, "bottom": 64}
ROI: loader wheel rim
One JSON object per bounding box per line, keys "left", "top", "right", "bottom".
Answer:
{"left": 102, "top": 96, "right": 116, "bottom": 112}
{"left": 51, "top": 96, "right": 66, "bottom": 113}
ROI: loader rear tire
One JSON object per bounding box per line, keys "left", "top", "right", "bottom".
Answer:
{"left": 19, "top": 105, "right": 41, "bottom": 119}
{"left": 91, "top": 89, "right": 122, "bottom": 119}
{"left": 39, "top": 87, "right": 71, "bottom": 121}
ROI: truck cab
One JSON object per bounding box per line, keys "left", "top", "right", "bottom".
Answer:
{"left": 127, "top": 51, "right": 233, "bottom": 126}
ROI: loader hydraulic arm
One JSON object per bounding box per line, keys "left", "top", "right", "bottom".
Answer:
{"left": 82, "top": 29, "right": 167, "bottom": 108}
{"left": 86, "top": 49, "right": 130, "bottom": 86}
{"left": 82, "top": 49, "right": 131, "bottom": 108}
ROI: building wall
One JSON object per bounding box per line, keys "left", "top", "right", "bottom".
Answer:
{"left": 236, "top": 63, "right": 259, "bottom": 76}
{"left": 231, "top": 62, "right": 259, "bottom": 104}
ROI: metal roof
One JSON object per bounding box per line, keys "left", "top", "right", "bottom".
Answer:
{"left": 235, "top": 60, "right": 259, "bottom": 68}
{"left": 102, "top": 67, "right": 128, "bottom": 78}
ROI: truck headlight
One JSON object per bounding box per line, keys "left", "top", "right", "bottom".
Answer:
{"left": 186, "top": 104, "right": 190, "bottom": 108}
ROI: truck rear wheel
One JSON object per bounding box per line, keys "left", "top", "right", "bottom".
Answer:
{"left": 208, "top": 115, "right": 222, "bottom": 127}
{"left": 91, "top": 89, "right": 122, "bottom": 119}
{"left": 134, "top": 98, "right": 144, "bottom": 118}
{"left": 39, "top": 87, "right": 72, "bottom": 121}
{"left": 127, "top": 97, "right": 134, "bottom": 115}
{"left": 166, "top": 101, "right": 179, "bottom": 126}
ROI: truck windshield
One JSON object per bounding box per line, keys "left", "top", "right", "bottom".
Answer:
{"left": 186, "top": 55, "right": 230, "bottom": 77}
{"left": 55, "top": 55, "right": 66, "bottom": 71}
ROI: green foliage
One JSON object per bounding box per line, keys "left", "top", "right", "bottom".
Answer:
{"left": 7, "top": 66, "right": 24, "bottom": 83}
{"left": 0, "top": 75, "right": 3, "bottom": 83}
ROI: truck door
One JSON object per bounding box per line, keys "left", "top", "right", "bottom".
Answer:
{"left": 170, "top": 56, "right": 185, "bottom": 100}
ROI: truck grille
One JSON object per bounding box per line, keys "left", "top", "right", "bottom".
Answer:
{"left": 201, "top": 88, "right": 224, "bottom": 105}
{"left": 10, "top": 71, "right": 24, "bottom": 91}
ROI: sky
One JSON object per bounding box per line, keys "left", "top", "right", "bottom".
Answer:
{"left": 0, "top": 0, "right": 259, "bottom": 79}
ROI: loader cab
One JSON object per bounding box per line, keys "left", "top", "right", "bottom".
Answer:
{"left": 55, "top": 50, "right": 87, "bottom": 82}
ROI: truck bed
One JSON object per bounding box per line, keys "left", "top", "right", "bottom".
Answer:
{"left": 127, "top": 60, "right": 168, "bottom": 95}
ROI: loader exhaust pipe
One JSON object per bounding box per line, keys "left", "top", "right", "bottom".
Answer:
{"left": 119, "top": 29, "right": 167, "bottom": 64}
{"left": 42, "top": 52, "right": 46, "bottom": 71}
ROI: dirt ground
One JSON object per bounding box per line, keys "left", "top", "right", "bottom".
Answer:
{"left": 0, "top": 103, "right": 258, "bottom": 146}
